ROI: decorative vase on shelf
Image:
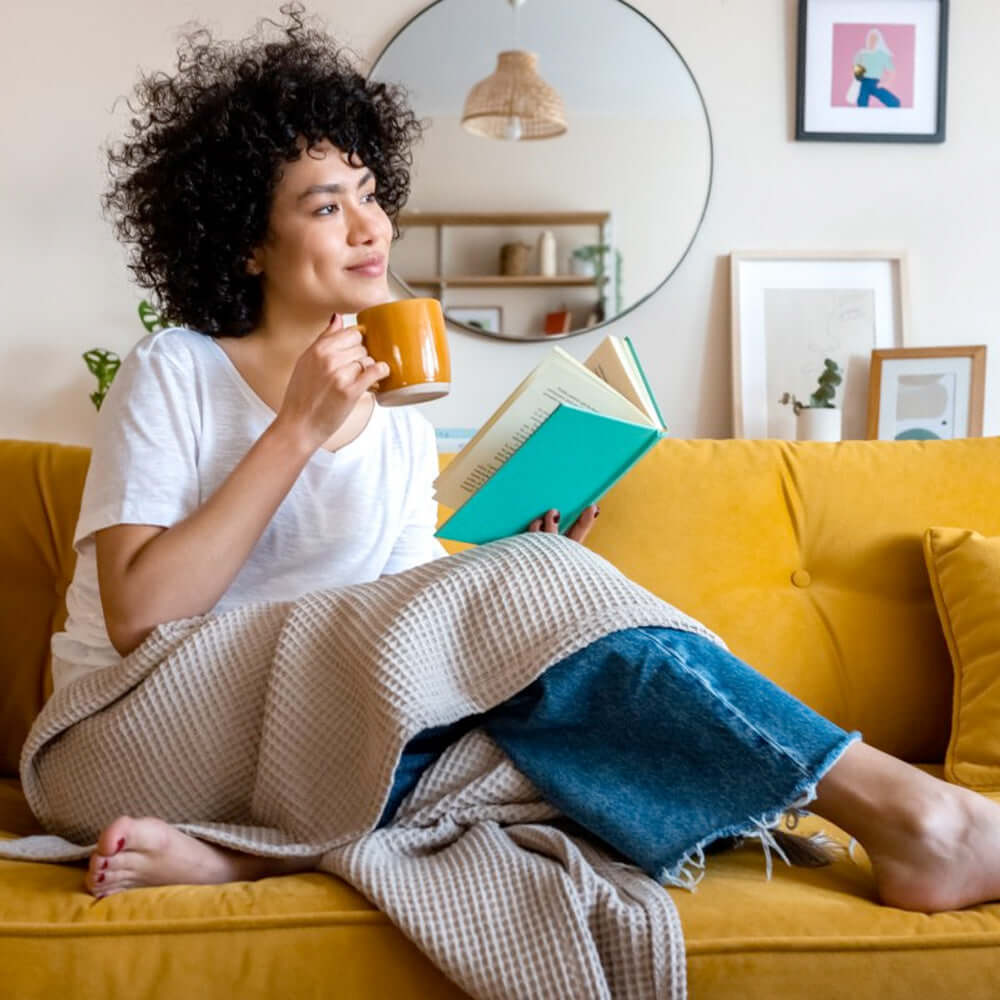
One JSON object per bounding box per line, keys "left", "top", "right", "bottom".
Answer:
{"left": 499, "top": 241, "right": 532, "bottom": 276}
{"left": 796, "top": 407, "right": 842, "bottom": 442}
{"left": 537, "top": 230, "right": 556, "bottom": 276}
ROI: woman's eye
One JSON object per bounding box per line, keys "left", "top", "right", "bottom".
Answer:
{"left": 363, "top": 190, "right": 379, "bottom": 204}
{"left": 316, "top": 204, "right": 339, "bottom": 216}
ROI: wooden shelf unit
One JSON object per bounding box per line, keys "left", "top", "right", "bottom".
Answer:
{"left": 396, "top": 212, "right": 614, "bottom": 307}
{"left": 403, "top": 275, "right": 604, "bottom": 289}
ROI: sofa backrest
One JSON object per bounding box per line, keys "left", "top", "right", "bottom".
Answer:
{"left": 1, "top": 440, "right": 90, "bottom": 776}
{"left": 3, "top": 436, "right": 999, "bottom": 777}
{"left": 579, "top": 436, "right": 1000, "bottom": 764}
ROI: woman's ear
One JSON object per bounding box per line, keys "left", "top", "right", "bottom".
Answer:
{"left": 246, "top": 251, "right": 264, "bottom": 276}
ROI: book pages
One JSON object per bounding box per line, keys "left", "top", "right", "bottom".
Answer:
{"left": 433, "top": 348, "right": 652, "bottom": 511}
{"left": 583, "top": 337, "right": 662, "bottom": 429}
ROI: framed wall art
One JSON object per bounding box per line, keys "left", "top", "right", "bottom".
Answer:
{"left": 730, "top": 251, "right": 909, "bottom": 439}
{"left": 796, "top": 0, "right": 949, "bottom": 142}
{"left": 445, "top": 306, "right": 503, "bottom": 334}
{"left": 866, "top": 345, "right": 987, "bottom": 440}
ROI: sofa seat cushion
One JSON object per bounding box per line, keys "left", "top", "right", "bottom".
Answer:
{"left": 3, "top": 768, "right": 999, "bottom": 999}
{"left": 678, "top": 790, "right": 1000, "bottom": 998}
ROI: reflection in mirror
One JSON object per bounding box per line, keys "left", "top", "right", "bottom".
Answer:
{"left": 369, "top": 0, "right": 713, "bottom": 341}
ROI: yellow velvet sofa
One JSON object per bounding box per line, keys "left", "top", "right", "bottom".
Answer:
{"left": 3, "top": 435, "right": 1000, "bottom": 999}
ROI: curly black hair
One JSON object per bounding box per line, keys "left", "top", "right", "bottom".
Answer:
{"left": 103, "top": 4, "right": 423, "bottom": 337}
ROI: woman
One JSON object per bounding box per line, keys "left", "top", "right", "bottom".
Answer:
{"left": 53, "top": 7, "right": 1000, "bottom": 913}
{"left": 853, "top": 28, "right": 901, "bottom": 108}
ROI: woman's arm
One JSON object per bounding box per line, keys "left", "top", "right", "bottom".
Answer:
{"left": 97, "top": 321, "right": 388, "bottom": 657}
{"left": 97, "top": 421, "right": 312, "bottom": 656}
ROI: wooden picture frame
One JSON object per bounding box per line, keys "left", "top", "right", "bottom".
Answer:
{"left": 730, "top": 251, "right": 909, "bottom": 439}
{"left": 796, "top": 0, "right": 949, "bottom": 143}
{"left": 866, "top": 346, "right": 987, "bottom": 440}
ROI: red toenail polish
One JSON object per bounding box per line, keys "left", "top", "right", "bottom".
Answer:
{"left": 97, "top": 873, "right": 105, "bottom": 883}
{"left": 116, "top": 837, "right": 125, "bottom": 852}
{"left": 100, "top": 860, "right": 108, "bottom": 870}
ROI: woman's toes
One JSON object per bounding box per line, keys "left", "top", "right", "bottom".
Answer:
{"left": 96, "top": 815, "right": 135, "bottom": 859}
{"left": 85, "top": 815, "right": 138, "bottom": 897}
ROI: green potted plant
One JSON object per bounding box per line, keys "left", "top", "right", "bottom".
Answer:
{"left": 778, "top": 358, "right": 844, "bottom": 441}
{"left": 569, "top": 244, "right": 624, "bottom": 315}
{"left": 83, "top": 300, "right": 168, "bottom": 410}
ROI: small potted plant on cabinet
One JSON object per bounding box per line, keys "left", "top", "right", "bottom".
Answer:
{"left": 778, "top": 358, "right": 844, "bottom": 441}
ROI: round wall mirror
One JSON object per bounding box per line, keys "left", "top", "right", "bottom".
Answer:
{"left": 369, "top": 0, "right": 714, "bottom": 342}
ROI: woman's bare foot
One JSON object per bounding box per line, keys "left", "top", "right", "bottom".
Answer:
{"left": 863, "top": 782, "right": 1000, "bottom": 912}
{"left": 812, "top": 741, "right": 1000, "bottom": 913}
{"left": 84, "top": 816, "right": 318, "bottom": 899}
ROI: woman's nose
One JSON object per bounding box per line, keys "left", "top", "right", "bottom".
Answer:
{"left": 346, "top": 206, "right": 380, "bottom": 245}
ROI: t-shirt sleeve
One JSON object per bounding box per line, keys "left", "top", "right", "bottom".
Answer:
{"left": 74, "top": 336, "right": 201, "bottom": 547}
{"left": 380, "top": 415, "right": 448, "bottom": 576}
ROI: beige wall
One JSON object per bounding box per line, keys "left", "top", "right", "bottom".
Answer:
{"left": 2, "top": 0, "right": 997, "bottom": 444}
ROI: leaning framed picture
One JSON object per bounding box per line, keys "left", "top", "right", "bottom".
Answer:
{"left": 796, "top": 0, "right": 949, "bottom": 142}
{"left": 730, "top": 251, "right": 910, "bottom": 439}
{"left": 445, "top": 306, "right": 503, "bottom": 334}
{"left": 866, "top": 346, "right": 987, "bottom": 440}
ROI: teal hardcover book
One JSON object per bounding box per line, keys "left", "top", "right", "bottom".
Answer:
{"left": 436, "top": 403, "right": 664, "bottom": 545}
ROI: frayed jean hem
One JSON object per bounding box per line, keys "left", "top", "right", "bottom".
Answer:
{"left": 655, "top": 730, "right": 862, "bottom": 891}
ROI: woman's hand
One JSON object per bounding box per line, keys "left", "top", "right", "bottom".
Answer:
{"left": 275, "top": 314, "right": 390, "bottom": 453}
{"left": 527, "top": 505, "right": 600, "bottom": 544}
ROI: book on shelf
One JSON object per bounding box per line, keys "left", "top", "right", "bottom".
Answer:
{"left": 433, "top": 334, "right": 667, "bottom": 545}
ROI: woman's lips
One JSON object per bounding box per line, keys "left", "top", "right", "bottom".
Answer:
{"left": 346, "top": 256, "right": 386, "bottom": 277}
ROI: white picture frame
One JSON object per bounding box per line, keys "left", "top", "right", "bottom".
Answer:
{"left": 445, "top": 306, "right": 503, "bottom": 335}
{"left": 730, "top": 251, "right": 910, "bottom": 439}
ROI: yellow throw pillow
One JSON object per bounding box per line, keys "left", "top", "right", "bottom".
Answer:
{"left": 923, "top": 527, "right": 1000, "bottom": 791}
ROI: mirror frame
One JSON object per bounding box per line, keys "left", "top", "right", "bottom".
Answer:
{"left": 368, "top": 0, "right": 715, "bottom": 342}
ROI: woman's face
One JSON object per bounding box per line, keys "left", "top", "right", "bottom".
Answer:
{"left": 250, "top": 139, "right": 394, "bottom": 320}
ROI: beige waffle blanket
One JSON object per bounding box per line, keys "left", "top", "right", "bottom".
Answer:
{"left": 0, "top": 533, "right": 730, "bottom": 1000}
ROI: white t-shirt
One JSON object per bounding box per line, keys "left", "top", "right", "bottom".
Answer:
{"left": 51, "top": 326, "right": 447, "bottom": 691}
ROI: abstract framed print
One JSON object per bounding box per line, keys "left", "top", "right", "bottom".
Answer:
{"left": 866, "top": 346, "right": 986, "bottom": 440}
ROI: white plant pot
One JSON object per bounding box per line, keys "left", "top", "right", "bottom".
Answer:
{"left": 796, "top": 407, "right": 842, "bottom": 442}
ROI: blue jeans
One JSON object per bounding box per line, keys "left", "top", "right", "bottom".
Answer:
{"left": 858, "top": 77, "right": 901, "bottom": 107}
{"left": 376, "top": 627, "right": 860, "bottom": 888}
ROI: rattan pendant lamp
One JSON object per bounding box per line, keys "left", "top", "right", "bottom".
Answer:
{"left": 460, "top": 0, "right": 567, "bottom": 141}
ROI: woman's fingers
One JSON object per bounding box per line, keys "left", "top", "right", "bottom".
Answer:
{"left": 359, "top": 358, "right": 391, "bottom": 389}
{"left": 566, "top": 504, "right": 600, "bottom": 542}
{"left": 526, "top": 506, "right": 600, "bottom": 540}
{"left": 528, "top": 503, "right": 601, "bottom": 542}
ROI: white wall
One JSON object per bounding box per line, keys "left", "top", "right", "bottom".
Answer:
{"left": 2, "top": 0, "right": 997, "bottom": 444}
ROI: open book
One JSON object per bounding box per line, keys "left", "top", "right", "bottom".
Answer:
{"left": 434, "top": 335, "right": 666, "bottom": 544}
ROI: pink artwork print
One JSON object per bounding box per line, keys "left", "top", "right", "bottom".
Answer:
{"left": 831, "top": 23, "right": 916, "bottom": 109}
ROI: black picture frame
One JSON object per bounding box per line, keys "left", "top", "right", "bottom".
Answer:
{"left": 795, "top": 0, "right": 949, "bottom": 143}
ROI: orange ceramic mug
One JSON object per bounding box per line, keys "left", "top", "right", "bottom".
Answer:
{"left": 356, "top": 298, "right": 451, "bottom": 406}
